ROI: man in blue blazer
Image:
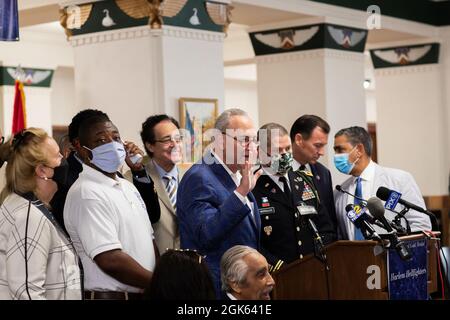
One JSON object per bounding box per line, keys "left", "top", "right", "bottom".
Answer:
{"left": 177, "top": 108, "right": 262, "bottom": 298}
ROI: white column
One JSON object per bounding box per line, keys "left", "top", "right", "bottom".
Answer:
{"left": 253, "top": 23, "right": 367, "bottom": 183}
{"left": 439, "top": 27, "right": 450, "bottom": 195}
{"left": 70, "top": 25, "right": 225, "bottom": 145}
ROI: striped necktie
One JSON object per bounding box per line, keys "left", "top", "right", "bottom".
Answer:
{"left": 163, "top": 175, "right": 177, "bottom": 210}
{"left": 354, "top": 176, "right": 365, "bottom": 240}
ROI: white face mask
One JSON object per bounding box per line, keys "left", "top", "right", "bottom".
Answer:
{"left": 84, "top": 141, "right": 126, "bottom": 173}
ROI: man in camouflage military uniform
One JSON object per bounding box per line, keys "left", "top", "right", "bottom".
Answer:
{"left": 253, "top": 123, "right": 336, "bottom": 272}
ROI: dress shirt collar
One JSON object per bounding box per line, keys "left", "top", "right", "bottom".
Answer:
{"left": 211, "top": 151, "right": 241, "bottom": 186}
{"left": 153, "top": 159, "right": 178, "bottom": 181}
{"left": 226, "top": 292, "right": 237, "bottom": 300}
{"left": 356, "top": 159, "right": 375, "bottom": 183}
{"left": 262, "top": 166, "right": 289, "bottom": 189}
{"left": 292, "top": 159, "right": 311, "bottom": 172}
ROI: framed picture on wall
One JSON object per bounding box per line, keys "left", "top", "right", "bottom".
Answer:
{"left": 52, "top": 125, "right": 73, "bottom": 159}
{"left": 179, "top": 97, "right": 218, "bottom": 163}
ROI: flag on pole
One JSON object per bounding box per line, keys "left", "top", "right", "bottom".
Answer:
{"left": 12, "top": 79, "right": 26, "bottom": 134}
{"left": 0, "top": 0, "right": 19, "bottom": 41}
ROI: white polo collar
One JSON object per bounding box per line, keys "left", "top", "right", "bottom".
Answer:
{"left": 80, "top": 163, "right": 121, "bottom": 187}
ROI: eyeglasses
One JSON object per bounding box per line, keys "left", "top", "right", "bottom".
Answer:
{"left": 155, "top": 135, "right": 184, "bottom": 145}
{"left": 167, "top": 248, "right": 206, "bottom": 264}
{"left": 222, "top": 132, "right": 259, "bottom": 146}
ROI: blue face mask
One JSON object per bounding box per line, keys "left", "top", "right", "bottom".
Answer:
{"left": 84, "top": 141, "right": 126, "bottom": 173}
{"left": 334, "top": 147, "right": 358, "bottom": 175}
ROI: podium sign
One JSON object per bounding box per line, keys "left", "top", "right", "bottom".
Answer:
{"left": 388, "top": 239, "right": 428, "bottom": 300}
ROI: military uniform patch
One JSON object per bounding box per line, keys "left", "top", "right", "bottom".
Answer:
{"left": 294, "top": 176, "right": 303, "bottom": 183}
{"left": 301, "top": 183, "right": 316, "bottom": 201}
{"left": 264, "top": 225, "right": 273, "bottom": 236}
{"left": 303, "top": 170, "right": 313, "bottom": 177}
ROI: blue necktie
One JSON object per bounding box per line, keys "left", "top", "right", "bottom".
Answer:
{"left": 354, "top": 177, "right": 365, "bottom": 240}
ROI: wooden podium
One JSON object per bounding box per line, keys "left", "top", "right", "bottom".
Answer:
{"left": 272, "top": 234, "right": 439, "bottom": 299}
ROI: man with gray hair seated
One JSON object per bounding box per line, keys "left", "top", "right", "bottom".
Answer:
{"left": 220, "top": 245, "right": 275, "bottom": 300}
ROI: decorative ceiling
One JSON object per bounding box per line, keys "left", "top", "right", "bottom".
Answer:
{"left": 309, "top": 0, "right": 450, "bottom": 26}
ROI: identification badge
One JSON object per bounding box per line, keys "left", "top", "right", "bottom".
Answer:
{"left": 259, "top": 207, "right": 275, "bottom": 215}
{"left": 297, "top": 205, "right": 317, "bottom": 216}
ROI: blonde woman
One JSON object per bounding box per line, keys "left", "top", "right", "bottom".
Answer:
{"left": 0, "top": 128, "right": 81, "bottom": 300}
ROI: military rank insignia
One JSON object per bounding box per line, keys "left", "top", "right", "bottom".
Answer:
{"left": 264, "top": 225, "right": 273, "bottom": 236}
{"left": 262, "top": 197, "right": 270, "bottom": 207}
{"left": 302, "top": 183, "right": 316, "bottom": 201}
{"left": 303, "top": 170, "right": 313, "bottom": 177}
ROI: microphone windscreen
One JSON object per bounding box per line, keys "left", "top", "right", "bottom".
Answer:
{"left": 336, "top": 185, "right": 342, "bottom": 192}
{"left": 376, "top": 186, "right": 391, "bottom": 201}
{"left": 345, "top": 203, "right": 354, "bottom": 212}
{"left": 367, "top": 197, "right": 385, "bottom": 218}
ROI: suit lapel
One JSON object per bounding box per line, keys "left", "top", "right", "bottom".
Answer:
{"left": 310, "top": 164, "right": 324, "bottom": 195}
{"left": 146, "top": 160, "right": 176, "bottom": 215}
{"left": 288, "top": 170, "right": 303, "bottom": 207}
{"left": 209, "top": 160, "right": 238, "bottom": 191}
{"left": 248, "top": 191, "right": 261, "bottom": 235}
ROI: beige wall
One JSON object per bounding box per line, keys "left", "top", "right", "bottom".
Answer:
{"left": 224, "top": 78, "right": 259, "bottom": 128}
{"left": 51, "top": 66, "right": 76, "bottom": 127}
{"left": 375, "top": 65, "right": 447, "bottom": 195}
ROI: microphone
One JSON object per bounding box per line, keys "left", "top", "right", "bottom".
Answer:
{"left": 345, "top": 203, "right": 381, "bottom": 241}
{"left": 335, "top": 185, "right": 367, "bottom": 206}
{"left": 336, "top": 185, "right": 407, "bottom": 233}
{"left": 376, "top": 186, "right": 433, "bottom": 216}
{"left": 296, "top": 203, "right": 327, "bottom": 262}
{"left": 367, "top": 197, "right": 412, "bottom": 261}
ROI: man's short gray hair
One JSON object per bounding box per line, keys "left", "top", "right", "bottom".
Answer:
{"left": 220, "top": 245, "right": 259, "bottom": 292}
{"left": 214, "top": 108, "right": 248, "bottom": 132}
